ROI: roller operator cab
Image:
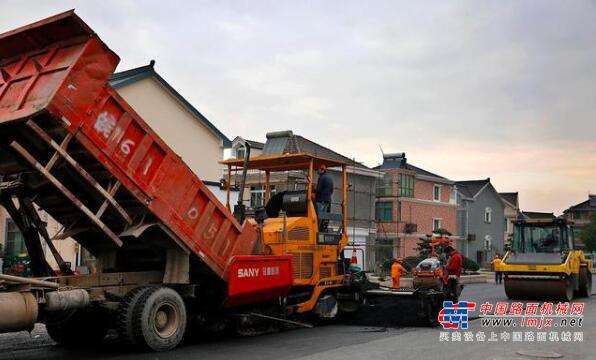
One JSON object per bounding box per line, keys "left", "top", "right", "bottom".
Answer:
{"left": 501, "top": 218, "right": 593, "bottom": 301}
{"left": 221, "top": 153, "right": 355, "bottom": 319}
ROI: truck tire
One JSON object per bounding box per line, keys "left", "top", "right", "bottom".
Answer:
{"left": 131, "top": 286, "right": 187, "bottom": 351}
{"left": 117, "top": 286, "right": 150, "bottom": 344}
{"left": 46, "top": 308, "right": 109, "bottom": 346}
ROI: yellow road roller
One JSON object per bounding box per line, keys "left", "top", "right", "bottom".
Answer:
{"left": 501, "top": 218, "right": 592, "bottom": 301}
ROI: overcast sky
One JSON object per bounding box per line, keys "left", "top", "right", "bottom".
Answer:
{"left": 2, "top": 1, "right": 595, "bottom": 214}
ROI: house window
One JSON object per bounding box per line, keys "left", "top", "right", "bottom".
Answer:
{"left": 249, "top": 185, "right": 275, "bottom": 208}
{"left": 398, "top": 174, "right": 414, "bottom": 198}
{"left": 433, "top": 185, "right": 441, "bottom": 202}
{"left": 376, "top": 173, "right": 393, "bottom": 197}
{"left": 485, "top": 207, "right": 492, "bottom": 223}
{"left": 5, "top": 219, "right": 26, "bottom": 257}
{"left": 433, "top": 218, "right": 442, "bottom": 231}
{"left": 250, "top": 185, "right": 264, "bottom": 208}
{"left": 236, "top": 146, "right": 245, "bottom": 159}
{"left": 375, "top": 201, "right": 393, "bottom": 222}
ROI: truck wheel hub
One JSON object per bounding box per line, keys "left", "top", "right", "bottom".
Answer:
{"left": 153, "top": 303, "right": 178, "bottom": 338}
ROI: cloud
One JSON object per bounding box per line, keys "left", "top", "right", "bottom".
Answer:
{"left": 217, "top": 15, "right": 257, "bottom": 40}
{"left": 1, "top": 0, "right": 594, "bottom": 214}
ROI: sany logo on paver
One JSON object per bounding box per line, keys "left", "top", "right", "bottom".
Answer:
{"left": 237, "top": 266, "right": 280, "bottom": 278}
{"left": 438, "top": 301, "right": 476, "bottom": 330}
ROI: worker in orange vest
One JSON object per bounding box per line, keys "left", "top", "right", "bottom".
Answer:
{"left": 491, "top": 255, "right": 502, "bottom": 284}
{"left": 390, "top": 258, "right": 407, "bottom": 288}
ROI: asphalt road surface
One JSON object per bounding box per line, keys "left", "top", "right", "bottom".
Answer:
{"left": 1, "top": 281, "right": 593, "bottom": 360}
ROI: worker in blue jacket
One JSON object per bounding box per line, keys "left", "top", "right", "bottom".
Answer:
{"left": 315, "top": 164, "right": 333, "bottom": 231}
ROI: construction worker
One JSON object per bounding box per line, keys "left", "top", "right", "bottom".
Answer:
{"left": 391, "top": 258, "right": 407, "bottom": 288}
{"left": 491, "top": 255, "right": 502, "bottom": 284}
{"left": 444, "top": 246, "right": 463, "bottom": 301}
{"left": 315, "top": 164, "right": 333, "bottom": 230}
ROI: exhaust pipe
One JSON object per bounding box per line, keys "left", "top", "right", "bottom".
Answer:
{"left": 45, "top": 289, "right": 90, "bottom": 312}
{"left": 0, "top": 289, "right": 90, "bottom": 334}
{"left": 0, "top": 292, "right": 38, "bottom": 333}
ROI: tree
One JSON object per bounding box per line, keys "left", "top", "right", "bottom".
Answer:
{"left": 416, "top": 235, "right": 432, "bottom": 258}
{"left": 416, "top": 228, "right": 453, "bottom": 258}
{"left": 579, "top": 212, "right": 596, "bottom": 252}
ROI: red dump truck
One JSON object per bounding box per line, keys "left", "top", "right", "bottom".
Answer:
{"left": 0, "top": 11, "right": 298, "bottom": 351}
{"left": 0, "top": 11, "right": 450, "bottom": 351}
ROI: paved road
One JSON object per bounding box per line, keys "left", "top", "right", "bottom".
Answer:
{"left": 1, "top": 282, "right": 593, "bottom": 360}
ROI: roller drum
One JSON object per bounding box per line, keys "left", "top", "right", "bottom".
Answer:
{"left": 504, "top": 276, "right": 573, "bottom": 301}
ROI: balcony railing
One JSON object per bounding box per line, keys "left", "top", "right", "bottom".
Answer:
{"left": 404, "top": 223, "right": 417, "bottom": 234}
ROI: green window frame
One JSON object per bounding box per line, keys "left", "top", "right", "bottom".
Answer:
{"left": 375, "top": 201, "right": 393, "bottom": 222}
{"left": 398, "top": 174, "right": 414, "bottom": 197}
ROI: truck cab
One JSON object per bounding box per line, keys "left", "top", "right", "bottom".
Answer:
{"left": 506, "top": 218, "right": 575, "bottom": 265}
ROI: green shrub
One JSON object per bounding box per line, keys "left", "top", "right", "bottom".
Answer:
{"left": 402, "top": 256, "right": 423, "bottom": 271}
{"left": 462, "top": 256, "right": 480, "bottom": 272}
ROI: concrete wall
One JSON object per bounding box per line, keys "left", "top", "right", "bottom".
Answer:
{"left": 115, "top": 77, "right": 224, "bottom": 183}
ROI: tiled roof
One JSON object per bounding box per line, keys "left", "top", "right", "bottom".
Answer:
{"left": 564, "top": 195, "right": 596, "bottom": 213}
{"left": 455, "top": 179, "right": 490, "bottom": 198}
{"left": 404, "top": 163, "right": 447, "bottom": 179}
{"left": 377, "top": 153, "right": 449, "bottom": 180}
{"left": 246, "top": 139, "right": 265, "bottom": 150}
{"left": 110, "top": 61, "right": 232, "bottom": 147}
{"left": 499, "top": 192, "right": 519, "bottom": 207}
{"left": 261, "top": 130, "right": 369, "bottom": 169}
{"left": 232, "top": 136, "right": 265, "bottom": 150}
{"left": 521, "top": 211, "right": 556, "bottom": 220}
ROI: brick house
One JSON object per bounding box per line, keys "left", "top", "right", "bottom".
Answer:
{"left": 373, "top": 153, "right": 457, "bottom": 264}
